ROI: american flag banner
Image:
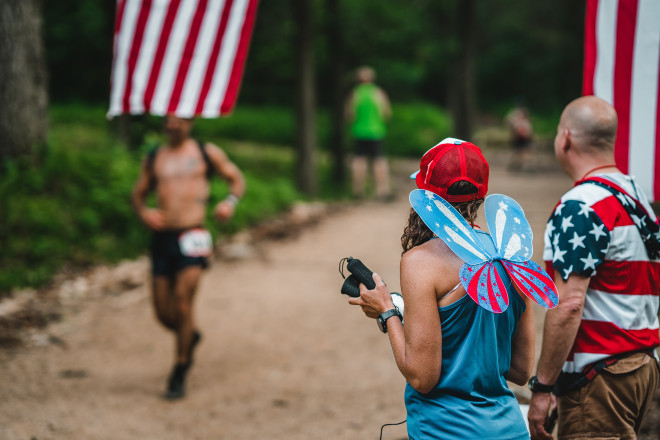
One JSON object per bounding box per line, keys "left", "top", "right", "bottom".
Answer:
{"left": 108, "top": 0, "right": 259, "bottom": 119}
{"left": 583, "top": 0, "right": 660, "bottom": 201}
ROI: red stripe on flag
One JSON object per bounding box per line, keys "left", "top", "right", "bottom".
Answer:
{"left": 167, "top": 0, "right": 208, "bottom": 113}
{"left": 572, "top": 320, "right": 660, "bottom": 354}
{"left": 583, "top": 0, "right": 599, "bottom": 96}
{"left": 114, "top": 0, "right": 127, "bottom": 37}
{"left": 122, "top": 0, "right": 153, "bottom": 113}
{"left": 221, "top": 0, "right": 260, "bottom": 114}
{"left": 144, "top": 0, "right": 181, "bottom": 113}
{"left": 613, "top": 0, "right": 639, "bottom": 174}
{"left": 590, "top": 260, "right": 660, "bottom": 295}
{"left": 194, "top": 0, "right": 234, "bottom": 115}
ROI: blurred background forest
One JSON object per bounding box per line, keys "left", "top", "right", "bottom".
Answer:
{"left": 0, "top": 0, "right": 584, "bottom": 294}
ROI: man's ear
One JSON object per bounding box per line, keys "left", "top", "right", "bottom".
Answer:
{"left": 560, "top": 128, "right": 572, "bottom": 153}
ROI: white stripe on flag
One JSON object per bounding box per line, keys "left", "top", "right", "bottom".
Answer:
{"left": 176, "top": 0, "right": 226, "bottom": 117}
{"left": 629, "top": 0, "right": 660, "bottom": 198}
{"left": 108, "top": 0, "right": 141, "bottom": 116}
{"left": 150, "top": 0, "right": 198, "bottom": 115}
{"left": 129, "top": 0, "right": 168, "bottom": 114}
{"left": 583, "top": 289, "right": 660, "bottom": 331}
{"left": 594, "top": 0, "right": 618, "bottom": 105}
{"left": 202, "top": 0, "right": 249, "bottom": 117}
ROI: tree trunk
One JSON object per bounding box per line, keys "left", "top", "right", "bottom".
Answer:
{"left": 326, "top": 0, "right": 346, "bottom": 185}
{"left": 449, "top": 0, "right": 476, "bottom": 140}
{"left": 0, "top": 0, "right": 48, "bottom": 162}
{"left": 291, "top": 0, "right": 317, "bottom": 196}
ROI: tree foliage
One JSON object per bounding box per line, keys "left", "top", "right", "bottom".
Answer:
{"left": 43, "top": 0, "right": 584, "bottom": 115}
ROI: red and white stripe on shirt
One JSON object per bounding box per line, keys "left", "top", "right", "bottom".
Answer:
{"left": 543, "top": 173, "right": 660, "bottom": 373}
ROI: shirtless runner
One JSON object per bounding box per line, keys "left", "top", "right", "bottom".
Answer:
{"left": 132, "top": 114, "right": 245, "bottom": 399}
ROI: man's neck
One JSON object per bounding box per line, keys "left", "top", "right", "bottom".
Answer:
{"left": 571, "top": 156, "right": 619, "bottom": 182}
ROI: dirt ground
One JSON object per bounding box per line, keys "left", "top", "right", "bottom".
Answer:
{"left": 1, "top": 150, "right": 659, "bottom": 440}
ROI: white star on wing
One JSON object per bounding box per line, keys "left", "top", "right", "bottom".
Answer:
{"left": 514, "top": 217, "right": 521, "bottom": 224}
{"left": 578, "top": 203, "right": 593, "bottom": 217}
{"left": 553, "top": 246, "right": 567, "bottom": 263}
{"left": 499, "top": 201, "right": 509, "bottom": 211}
{"left": 589, "top": 223, "right": 607, "bottom": 241}
{"left": 580, "top": 252, "right": 599, "bottom": 271}
{"left": 568, "top": 232, "right": 586, "bottom": 250}
{"left": 561, "top": 215, "right": 574, "bottom": 233}
{"left": 427, "top": 205, "right": 433, "bottom": 212}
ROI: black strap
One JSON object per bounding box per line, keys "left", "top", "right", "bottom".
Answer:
{"left": 579, "top": 178, "right": 660, "bottom": 260}
{"left": 554, "top": 349, "right": 655, "bottom": 396}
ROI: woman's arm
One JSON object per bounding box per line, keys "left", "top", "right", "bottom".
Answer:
{"left": 507, "top": 295, "right": 535, "bottom": 385}
{"left": 349, "top": 247, "right": 443, "bottom": 394}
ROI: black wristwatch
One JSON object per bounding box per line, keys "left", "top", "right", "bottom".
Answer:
{"left": 528, "top": 376, "right": 554, "bottom": 393}
{"left": 377, "top": 308, "right": 403, "bottom": 334}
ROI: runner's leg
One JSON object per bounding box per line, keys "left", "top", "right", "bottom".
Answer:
{"left": 374, "top": 157, "right": 391, "bottom": 199}
{"left": 152, "top": 275, "right": 176, "bottom": 331}
{"left": 352, "top": 156, "right": 367, "bottom": 198}
{"left": 173, "top": 265, "right": 203, "bottom": 364}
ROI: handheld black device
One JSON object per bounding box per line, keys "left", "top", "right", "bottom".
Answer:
{"left": 339, "top": 257, "right": 376, "bottom": 297}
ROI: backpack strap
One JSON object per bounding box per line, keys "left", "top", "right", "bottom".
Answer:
{"left": 146, "top": 145, "right": 159, "bottom": 190}
{"left": 196, "top": 139, "right": 215, "bottom": 181}
{"left": 577, "top": 177, "right": 660, "bottom": 260}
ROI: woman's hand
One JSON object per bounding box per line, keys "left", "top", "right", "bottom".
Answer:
{"left": 348, "top": 273, "right": 394, "bottom": 318}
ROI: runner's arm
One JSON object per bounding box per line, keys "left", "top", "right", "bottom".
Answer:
{"left": 132, "top": 156, "right": 165, "bottom": 230}
{"left": 205, "top": 143, "right": 245, "bottom": 199}
{"left": 205, "top": 143, "right": 245, "bottom": 221}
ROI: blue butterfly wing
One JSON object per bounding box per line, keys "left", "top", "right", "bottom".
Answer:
{"left": 484, "top": 194, "right": 533, "bottom": 263}
{"left": 459, "top": 261, "right": 510, "bottom": 313}
{"left": 409, "top": 189, "right": 489, "bottom": 265}
{"left": 503, "top": 260, "right": 559, "bottom": 309}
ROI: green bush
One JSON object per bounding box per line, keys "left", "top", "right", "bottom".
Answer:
{"left": 386, "top": 103, "right": 453, "bottom": 157}
{"left": 0, "top": 108, "right": 304, "bottom": 295}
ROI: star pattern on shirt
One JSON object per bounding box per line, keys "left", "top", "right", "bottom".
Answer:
{"left": 568, "top": 232, "right": 586, "bottom": 250}
{"left": 546, "top": 200, "right": 609, "bottom": 280}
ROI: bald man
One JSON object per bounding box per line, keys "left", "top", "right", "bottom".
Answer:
{"left": 528, "top": 96, "right": 660, "bottom": 439}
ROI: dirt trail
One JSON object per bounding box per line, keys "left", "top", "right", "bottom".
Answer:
{"left": 1, "top": 151, "right": 658, "bottom": 440}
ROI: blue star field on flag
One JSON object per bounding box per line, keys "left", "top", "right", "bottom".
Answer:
{"left": 545, "top": 200, "right": 610, "bottom": 280}
{"left": 409, "top": 190, "right": 559, "bottom": 313}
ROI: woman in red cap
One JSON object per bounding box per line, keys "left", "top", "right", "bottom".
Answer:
{"left": 349, "top": 138, "right": 536, "bottom": 439}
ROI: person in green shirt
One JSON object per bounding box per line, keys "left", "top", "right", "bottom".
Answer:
{"left": 345, "top": 66, "right": 392, "bottom": 200}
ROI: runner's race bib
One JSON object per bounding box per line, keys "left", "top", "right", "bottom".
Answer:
{"left": 178, "top": 229, "right": 213, "bottom": 257}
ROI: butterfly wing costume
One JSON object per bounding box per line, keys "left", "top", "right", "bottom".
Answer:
{"left": 409, "top": 190, "right": 558, "bottom": 313}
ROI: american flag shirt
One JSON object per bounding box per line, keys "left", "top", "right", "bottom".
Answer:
{"left": 543, "top": 173, "right": 660, "bottom": 373}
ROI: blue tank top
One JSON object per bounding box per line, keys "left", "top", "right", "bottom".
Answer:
{"left": 405, "top": 231, "right": 530, "bottom": 440}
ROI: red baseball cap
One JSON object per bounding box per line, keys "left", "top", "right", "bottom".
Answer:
{"left": 410, "top": 138, "right": 489, "bottom": 202}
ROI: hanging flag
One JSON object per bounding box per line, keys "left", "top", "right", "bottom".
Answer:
{"left": 583, "top": 0, "right": 660, "bottom": 201}
{"left": 108, "top": 0, "right": 259, "bottom": 119}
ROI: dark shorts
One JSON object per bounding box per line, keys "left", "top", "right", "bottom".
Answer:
{"left": 150, "top": 228, "right": 210, "bottom": 277}
{"left": 354, "top": 139, "right": 384, "bottom": 158}
{"left": 512, "top": 137, "right": 532, "bottom": 150}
